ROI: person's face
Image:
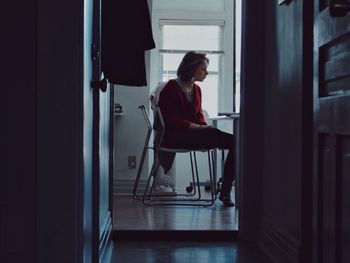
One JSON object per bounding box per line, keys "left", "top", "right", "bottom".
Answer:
{"left": 192, "top": 60, "right": 208, "bottom": 82}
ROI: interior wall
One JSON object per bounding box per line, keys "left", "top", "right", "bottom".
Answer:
{"left": 259, "top": 1, "right": 307, "bottom": 262}
{"left": 238, "top": 0, "right": 265, "bottom": 242}
{"left": 113, "top": 79, "right": 151, "bottom": 194}
{"left": 2, "top": 0, "right": 85, "bottom": 262}
{"left": 1, "top": 2, "right": 37, "bottom": 262}
{"left": 36, "top": 0, "right": 84, "bottom": 261}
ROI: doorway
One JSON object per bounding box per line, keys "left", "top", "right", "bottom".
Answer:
{"left": 112, "top": 0, "right": 242, "bottom": 233}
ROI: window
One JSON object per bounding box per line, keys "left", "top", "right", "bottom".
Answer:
{"left": 159, "top": 21, "right": 224, "bottom": 117}
{"left": 235, "top": 0, "right": 242, "bottom": 112}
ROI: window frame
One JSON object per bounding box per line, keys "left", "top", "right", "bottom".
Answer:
{"left": 158, "top": 20, "right": 225, "bottom": 116}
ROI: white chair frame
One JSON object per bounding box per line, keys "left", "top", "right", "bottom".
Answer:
{"left": 133, "top": 105, "right": 218, "bottom": 206}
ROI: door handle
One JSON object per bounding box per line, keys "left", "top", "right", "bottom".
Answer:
{"left": 330, "top": 0, "right": 350, "bottom": 17}
{"left": 91, "top": 78, "right": 108, "bottom": 92}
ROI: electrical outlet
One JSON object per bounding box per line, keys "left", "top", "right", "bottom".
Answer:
{"left": 128, "top": 155, "right": 136, "bottom": 169}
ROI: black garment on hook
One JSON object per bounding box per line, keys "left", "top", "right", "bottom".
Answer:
{"left": 102, "top": 0, "right": 155, "bottom": 86}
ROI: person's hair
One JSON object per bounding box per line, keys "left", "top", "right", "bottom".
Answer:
{"left": 177, "top": 51, "right": 209, "bottom": 81}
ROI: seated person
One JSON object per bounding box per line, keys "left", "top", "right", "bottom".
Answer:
{"left": 158, "top": 51, "right": 235, "bottom": 207}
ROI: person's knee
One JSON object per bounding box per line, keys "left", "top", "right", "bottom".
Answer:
{"left": 206, "top": 127, "right": 222, "bottom": 136}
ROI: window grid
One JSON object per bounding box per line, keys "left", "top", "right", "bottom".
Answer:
{"left": 159, "top": 22, "right": 224, "bottom": 116}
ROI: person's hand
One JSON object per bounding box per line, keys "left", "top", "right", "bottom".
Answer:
{"left": 188, "top": 123, "right": 212, "bottom": 130}
{"left": 199, "top": 124, "right": 212, "bottom": 129}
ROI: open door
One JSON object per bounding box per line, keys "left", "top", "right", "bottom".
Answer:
{"left": 313, "top": 1, "right": 350, "bottom": 262}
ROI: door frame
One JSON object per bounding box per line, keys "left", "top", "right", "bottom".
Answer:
{"left": 91, "top": 0, "right": 113, "bottom": 261}
{"left": 300, "top": 1, "right": 314, "bottom": 262}
{"left": 238, "top": 0, "right": 265, "bottom": 241}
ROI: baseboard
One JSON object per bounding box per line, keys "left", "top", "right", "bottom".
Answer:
{"left": 113, "top": 178, "right": 147, "bottom": 196}
{"left": 259, "top": 218, "right": 300, "bottom": 263}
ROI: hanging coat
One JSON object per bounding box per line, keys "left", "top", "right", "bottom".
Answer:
{"left": 102, "top": 0, "right": 155, "bottom": 86}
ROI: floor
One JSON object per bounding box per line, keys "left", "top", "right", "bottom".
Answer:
{"left": 107, "top": 241, "right": 272, "bottom": 263}
{"left": 110, "top": 194, "right": 270, "bottom": 262}
{"left": 113, "top": 195, "right": 238, "bottom": 231}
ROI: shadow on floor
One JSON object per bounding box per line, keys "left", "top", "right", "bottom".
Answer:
{"left": 107, "top": 241, "right": 272, "bottom": 263}
{"left": 114, "top": 196, "right": 238, "bottom": 231}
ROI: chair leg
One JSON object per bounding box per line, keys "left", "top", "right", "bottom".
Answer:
{"left": 207, "top": 151, "right": 213, "bottom": 203}
{"left": 210, "top": 150, "right": 218, "bottom": 199}
{"left": 150, "top": 151, "right": 200, "bottom": 201}
{"left": 132, "top": 143, "right": 150, "bottom": 199}
{"left": 208, "top": 150, "right": 216, "bottom": 204}
{"left": 192, "top": 151, "right": 202, "bottom": 199}
{"left": 142, "top": 153, "right": 162, "bottom": 205}
{"left": 142, "top": 160, "right": 156, "bottom": 204}
{"left": 177, "top": 152, "right": 197, "bottom": 197}
{"left": 192, "top": 151, "right": 204, "bottom": 200}
{"left": 141, "top": 150, "right": 217, "bottom": 207}
{"left": 133, "top": 118, "right": 152, "bottom": 199}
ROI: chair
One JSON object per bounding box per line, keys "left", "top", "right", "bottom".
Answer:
{"left": 132, "top": 104, "right": 219, "bottom": 206}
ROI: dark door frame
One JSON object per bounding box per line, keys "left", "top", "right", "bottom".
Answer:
{"left": 91, "top": 0, "right": 113, "bottom": 261}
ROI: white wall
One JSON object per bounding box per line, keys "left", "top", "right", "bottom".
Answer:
{"left": 113, "top": 0, "right": 234, "bottom": 194}
{"left": 113, "top": 50, "right": 152, "bottom": 195}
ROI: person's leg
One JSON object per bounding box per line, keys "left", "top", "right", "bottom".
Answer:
{"left": 174, "top": 127, "right": 233, "bottom": 150}
{"left": 218, "top": 147, "right": 235, "bottom": 206}
{"left": 174, "top": 128, "right": 235, "bottom": 206}
{"left": 220, "top": 148, "right": 234, "bottom": 195}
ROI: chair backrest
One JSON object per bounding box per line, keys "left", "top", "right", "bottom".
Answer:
{"left": 148, "top": 81, "right": 169, "bottom": 152}
{"left": 150, "top": 81, "right": 169, "bottom": 110}
{"left": 150, "top": 81, "right": 169, "bottom": 133}
{"left": 138, "top": 104, "right": 164, "bottom": 154}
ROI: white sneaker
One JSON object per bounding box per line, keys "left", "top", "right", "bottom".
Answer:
{"left": 159, "top": 185, "right": 175, "bottom": 192}
{"left": 153, "top": 185, "right": 177, "bottom": 196}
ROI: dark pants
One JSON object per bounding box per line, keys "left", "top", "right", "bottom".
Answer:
{"left": 170, "top": 127, "right": 235, "bottom": 196}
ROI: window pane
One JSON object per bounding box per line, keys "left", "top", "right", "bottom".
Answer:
{"left": 160, "top": 23, "right": 222, "bottom": 117}
{"left": 200, "top": 75, "right": 218, "bottom": 117}
{"left": 206, "top": 54, "right": 219, "bottom": 72}
{"left": 162, "top": 73, "right": 177, "bottom": 82}
{"left": 162, "top": 53, "right": 185, "bottom": 72}
{"left": 154, "top": 0, "right": 225, "bottom": 12}
{"left": 162, "top": 53, "right": 219, "bottom": 73}
{"left": 161, "top": 25, "right": 223, "bottom": 51}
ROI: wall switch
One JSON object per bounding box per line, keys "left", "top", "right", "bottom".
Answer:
{"left": 128, "top": 155, "right": 136, "bottom": 169}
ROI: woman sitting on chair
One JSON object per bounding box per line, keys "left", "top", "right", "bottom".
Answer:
{"left": 158, "top": 51, "right": 235, "bottom": 207}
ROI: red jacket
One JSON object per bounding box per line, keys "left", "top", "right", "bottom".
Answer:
{"left": 158, "top": 79, "right": 207, "bottom": 147}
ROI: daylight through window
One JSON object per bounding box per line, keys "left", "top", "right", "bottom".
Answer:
{"left": 159, "top": 21, "right": 224, "bottom": 116}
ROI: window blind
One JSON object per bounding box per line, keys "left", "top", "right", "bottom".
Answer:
{"left": 159, "top": 20, "right": 224, "bottom": 54}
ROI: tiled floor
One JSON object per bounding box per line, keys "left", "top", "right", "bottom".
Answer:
{"left": 107, "top": 241, "right": 272, "bottom": 263}
{"left": 113, "top": 195, "right": 238, "bottom": 231}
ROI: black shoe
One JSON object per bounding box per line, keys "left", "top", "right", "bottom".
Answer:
{"left": 219, "top": 195, "right": 235, "bottom": 207}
